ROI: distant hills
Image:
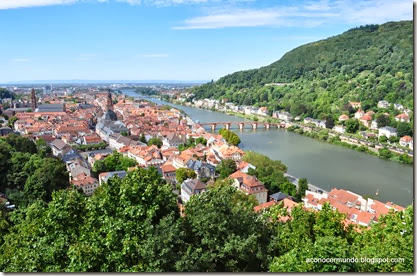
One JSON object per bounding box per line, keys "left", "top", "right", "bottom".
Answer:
{"left": 191, "top": 21, "right": 413, "bottom": 119}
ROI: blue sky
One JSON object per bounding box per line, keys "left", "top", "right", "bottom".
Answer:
{"left": 0, "top": 0, "right": 412, "bottom": 82}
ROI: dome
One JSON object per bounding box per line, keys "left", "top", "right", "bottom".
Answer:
{"left": 102, "top": 110, "right": 118, "bottom": 121}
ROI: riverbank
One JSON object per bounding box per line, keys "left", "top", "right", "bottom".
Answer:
{"left": 132, "top": 92, "right": 330, "bottom": 194}
{"left": 164, "top": 98, "right": 412, "bottom": 166}
{"left": 287, "top": 125, "right": 413, "bottom": 165}
{"left": 125, "top": 90, "right": 412, "bottom": 206}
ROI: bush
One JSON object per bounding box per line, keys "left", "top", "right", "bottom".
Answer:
{"left": 378, "top": 148, "right": 392, "bottom": 159}
{"left": 73, "top": 142, "right": 107, "bottom": 152}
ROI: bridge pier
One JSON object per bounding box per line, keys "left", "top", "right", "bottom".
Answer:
{"left": 252, "top": 123, "right": 258, "bottom": 130}
{"left": 238, "top": 123, "right": 245, "bottom": 130}
{"left": 264, "top": 123, "right": 270, "bottom": 129}
{"left": 211, "top": 123, "right": 217, "bottom": 132}
{"left": 224, "top": 123, "right": 231, "bottom": 130}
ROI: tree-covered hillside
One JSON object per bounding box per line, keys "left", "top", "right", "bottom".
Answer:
{"left": 191, "top": 21, "right": 413, "bottom": 119}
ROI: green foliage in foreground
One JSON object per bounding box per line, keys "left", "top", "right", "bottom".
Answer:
{"left": 268, "top": 203, "right": 413, "bottom": 272}
{"left": 0, "top": 135, "right": 68, "bottom": 208}
{"left": 0, "top": 165, "right": 412, "bottom": 272}
{"left": 92, "top": 151, "right": 137, "bottom": 176}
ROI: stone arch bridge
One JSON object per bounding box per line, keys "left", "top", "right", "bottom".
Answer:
{"left": 198, "top": 121, "right": 286, "bottom": 132}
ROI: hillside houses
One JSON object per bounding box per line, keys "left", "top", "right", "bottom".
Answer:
{"left": 127, "top": 145, "right": 164, "bottom": 168}
{"left": 230, "top": 171, "right": 268, "bottom": 204}
{"left": 50, "top": 139, "right": 71, "bottom": 157}
{"left": 181, "top": 178, "right": 207, "bottom": 203}
{"left": 395, "top": 113, "right": 410, "bottom": 123}
{"left": 378, "top": 126, "right": 397, "bottom": 138}
{"left": 303, "top": 188, "right": 404, "bottom": 227}
{"left": 98, "top": 171, "right": 127, "bottom": 185}
{"left": 400, "top": 136, "right": 413, "bottom": 149}
{"left": 71, "top": 174, "right": 99, "bottom": 196}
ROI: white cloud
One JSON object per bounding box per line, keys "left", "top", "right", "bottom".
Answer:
{"left": 173, "top": 9, "right": 289, "bottom": 29}
{"left": 173, "top": 0, "right": 412, "bottom": 29}
{"left": 11, "top": 58, "right": 30, "bottom": 62}
{"left": 116, "top": 0, "right": 141, "bottom": 4}
{"left": 75, "top": 54, "right": 96, "bottom": 61}
{"left": 304, "top": 0, "right": 332, "bottom": 11}
{"left": 138, "top": 54, "right": 169, "bottom": 58}
{"left": 338, "top": 0, "right": 412, "bottom": 24}
{"left": 116, "top": 0, "right": 215, "bottom": 6}
{"left": 0, "top": 0, "right": 230, "bottom": 9}
{"left": 144, "top": 0, "right": 209, "bottom": 6}
{"left": 173, "top": 7, "right": 338, "bottom": 29}
{"left": 0, "top": 0, "right": 78, "bottom": 9}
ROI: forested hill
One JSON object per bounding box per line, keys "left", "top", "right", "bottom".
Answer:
{"left": 191, "top": 20, "right": 413, "bottom": 119}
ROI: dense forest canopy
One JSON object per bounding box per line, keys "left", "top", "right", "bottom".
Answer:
{"left": 0, "top": 166, "right": 412, "bottom": 272}
{"left": 0, "top": 88, "right": 15, "bottom": 100}
{"left": 191, "top": 21, "right": 413, "bottom": 119}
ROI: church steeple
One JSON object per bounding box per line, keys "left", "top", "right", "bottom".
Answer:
{"left": 31, "top": 88, "right": 37, "bottom": 110}
{"left": 106, "top": 91, "right": 113, "bottom": 111}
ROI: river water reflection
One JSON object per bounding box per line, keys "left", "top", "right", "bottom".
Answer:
{"left": 123, "top": 89, "right": 413, "bottom": 206}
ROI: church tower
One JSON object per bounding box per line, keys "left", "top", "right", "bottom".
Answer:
{"left": 106, "top": 91, "right": 113, "bottom": 111}
{"left": 31, "top": 88, "right": 37, "bottom": 110}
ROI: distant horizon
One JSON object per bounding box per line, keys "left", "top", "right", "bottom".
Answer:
{"left": 0, "top": 0, "right": 411, "bottom": 83}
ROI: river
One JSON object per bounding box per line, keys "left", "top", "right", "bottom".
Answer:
{"left": 122, "top": 89, "right": 413, "bottom": 207}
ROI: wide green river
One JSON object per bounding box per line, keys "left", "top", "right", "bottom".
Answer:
{"left": 123, "top": 89, "right": 413, "bottom": 206}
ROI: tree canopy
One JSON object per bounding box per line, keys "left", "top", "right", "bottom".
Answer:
{"left": 0, "top": 135, "right": 69, "bottom": 208}
{"left": 147, "top": 137, "right": 163, "bottom": 148}
{"left": 215, "top": 158, "right": 237, "bottom": 179}
{"left": 244, "top": 151, "right": 290, "bottom": 195}
{"left": 175, "top": 168, "right": 196, "bottom": 183}
{"left": 190, "top": 21, "right": 413, "bottom": 123}
{"left": 219, "top": 128, "right": 241, "bottom": 146}
{"left": 92, "top": 151, "right": 137, "bottom": 175}
{"left": 0, "top": 166, "right": 412, "bottom": 272}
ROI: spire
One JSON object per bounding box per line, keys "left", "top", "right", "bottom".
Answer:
{"left": 31, "top": 88, "right": 37, "bottom": 110}
{"left": 106, "top": 91, "right": 113, "bottom": 110}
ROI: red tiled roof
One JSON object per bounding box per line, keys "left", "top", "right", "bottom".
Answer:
{"left": 360, "top": 114, "right": 372, "bottom": 121}
{"left": 328, "top": 188, "right": 359, "bottom": 204}
{"left": 282, "top": 198, "right": 298, "bottom": 211}
{"left": 254, "top": 201, "right": 277, "bottom": 212}
{"left": 161, "top": 164, "right": 176, "bottom": 173}
{"left": 400, "top": 136, "right": 412, "bottom": 142}
{"left": 396, "top": 113, "right": 409, "bottom": 119}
